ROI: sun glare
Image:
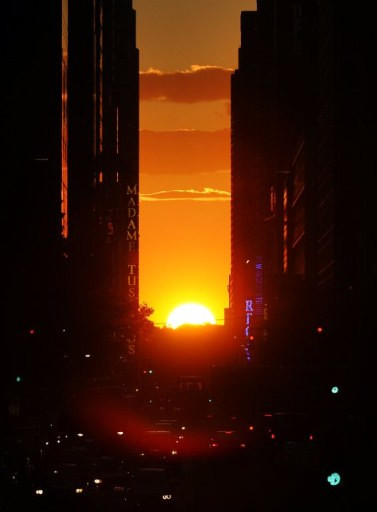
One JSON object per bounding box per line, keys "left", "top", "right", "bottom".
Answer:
{"left": 166, "top": 303, "right": 216, "bottom": 329}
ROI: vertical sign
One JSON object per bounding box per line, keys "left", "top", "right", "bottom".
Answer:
{"left": 245, "top": 299, "right": 253, "bottom": 337}
{"left": 126, "top": 183, "right": 138, "bottom": 357}
{"left": 255, "top": 256, "right": 263, "bottom": 318}
{"left": 126, "top": 184, "right": 138, "bottom": 302}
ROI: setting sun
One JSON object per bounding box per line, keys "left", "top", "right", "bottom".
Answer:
{"left": 166, "top": 303, "right": 216, "bottom": 329}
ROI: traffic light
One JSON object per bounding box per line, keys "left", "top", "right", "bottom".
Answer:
{"left": 327, "top": 472, "right": 341, "bottom": 486}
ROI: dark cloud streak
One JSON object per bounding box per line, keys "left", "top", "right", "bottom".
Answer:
{"left": 140, "top": 65, "right": 232, "bottom": 103}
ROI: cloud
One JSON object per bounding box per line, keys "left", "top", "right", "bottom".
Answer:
{"left": 140, "top": 129, "right": 230, "bottom": 174}
{"left": 140, "top": 65, "right": 233, "bottom": 103}
{"left": 140, "top": 188, "right": 231, "bottom": 202}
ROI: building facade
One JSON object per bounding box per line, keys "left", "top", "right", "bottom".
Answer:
{"left": 2, "top": 0, "right": 70, "bottom": 413}
{"left": 68, "top": 0, "right": 139, "bottom": 362}
{"left": 3, "top": 0, "right": 69, "bottom": 332}
{"left": 229, "top": 0, "right": 375, "bottom": 376}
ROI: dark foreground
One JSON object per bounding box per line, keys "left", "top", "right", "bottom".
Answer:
{"left": 1, "top": 368, "right": 374, "bottom": 512}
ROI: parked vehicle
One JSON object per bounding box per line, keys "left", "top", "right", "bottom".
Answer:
{"left": 127, "top": 466, "right": 177, "bottom": 510}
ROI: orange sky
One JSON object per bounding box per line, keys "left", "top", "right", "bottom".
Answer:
{"left": 134, "top": 0, "right": 256, "bottom": 326}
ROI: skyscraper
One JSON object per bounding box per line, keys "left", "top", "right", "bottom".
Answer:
{"left": 229, "top": 0, "right": 321, "bottom": 360}
{"left": 2, "top": 0, "right": 70, "bottom": 414}
{"left": 230, "top": 0, "right": 375, "bottom": 377}
{"left": 68, "top": 0, "right": 139, "bottom": 362}
{"left": 230, "top": 10, "right": 272, "bottom": 342}
{"left": 316, "top": 0, "right": 376, "bottom": 371}
{"left": 3, "top": 0, "right": 69, "bottom": 333}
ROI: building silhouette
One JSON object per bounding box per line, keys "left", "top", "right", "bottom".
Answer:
{"left": 315, "top": 0, "right": 375, "bottom": 371}
{"left": 230, "top": 10, "right": 268, "bottom": 342}
{"left": 229, "top": 0, "right": 376, "bottom": 382}
{"left": 3, "top": 0, "right": 69, "bottom": 335}
{"left": 68, "top": 0, "right": 140, "bottom": 365}
{"left": 2, "top": 1, "right": 140, "bottom": 412}
{"left": 2, "top": 0, "right": 69, "bottom": 415}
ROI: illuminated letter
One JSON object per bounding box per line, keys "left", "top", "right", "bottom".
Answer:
{"left": 246, "top": 300, "right": 254, "bottom": 312}
{"left": 128, "top": 208, "right": 136, "bottom": 217}
{"left": 127, "top": 184, "right": 137, "bottom": 195}
{"left": 127, "top": 220, "right": 136, "bottom": 230}
{"left": 128, "top": 241, "right": 136, "bottom": 251}
{"left": 128, "top": 276, "right": 137, "bottom": 286}
{"left": 128, "top": 197, "right": 136, "bottom": 207}
{"left": 129, "top": 288, "right": 136, "bottom": 298}
{"left": 127, "top": 231, "right": 137, "bottom": 241}
{"left": 128, "top": 264, "right": 137, "bottom": 274}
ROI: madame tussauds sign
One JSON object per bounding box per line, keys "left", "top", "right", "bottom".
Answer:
{"left": 126, "top": 184, "right": 138, "bottom": 301}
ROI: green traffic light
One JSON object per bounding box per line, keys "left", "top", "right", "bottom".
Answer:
{"left": 327, "top": 472, "right": 341, "bottom": 486}
{"left": 16, "top": 376, "right": 22, "bottom": 383}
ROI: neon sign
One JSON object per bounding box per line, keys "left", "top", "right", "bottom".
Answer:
{"left": 255, "top": 256, "right": 263, "bottom": 317}
{"left": 245, "top": 299, "right": 253, "bottom": 337}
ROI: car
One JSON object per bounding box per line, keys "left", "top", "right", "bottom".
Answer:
{"left": 127, "top": 466, "right": 177, "bottom": 510}
{"left": 268, "top": 412, "right": 321, "bottom": 471}
{"left": 31, "top": 461, "right": 90, "bottom": 499}
{"left": 31, "top": 442, "right": 97, "bottom": 500}
{"left": 243, "top": 412, "right": 278, "bottom": 446}
{"left": 136, "top": 429, "right": 180, "bottom": 459}
{"left": 86, "top": 455, "right": 132, "bottom": 506}
{"left": 208, "top": 429, "right": 247, "bottom": 457}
